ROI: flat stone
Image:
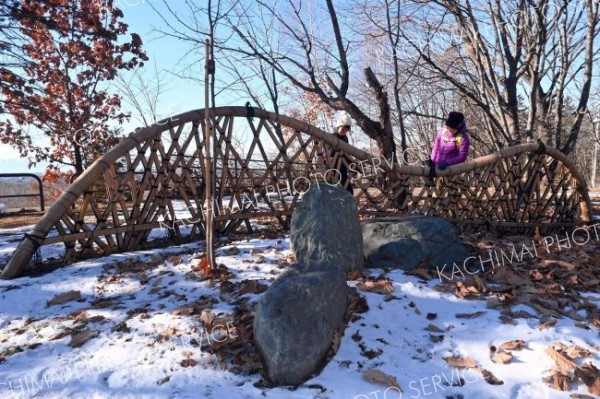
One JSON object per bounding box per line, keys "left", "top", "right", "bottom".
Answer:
{"left": 362, "top": 217, "right": 470, "bottom": 270}
{"left": 47, "top": 290, "right": 82, "bottom": 307}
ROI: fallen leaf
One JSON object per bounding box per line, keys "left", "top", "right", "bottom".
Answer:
{"left": 249, "top": 248, "right": 263, "bottom": 255}
{"left": 173, "top": 305, "right": 196, "bottom": 316}
{"left": 530, "top": 302, "right": 562, "bottom": 318}
{"left": 111, "top": 321, "right": 130, "bottom": 333}
{"left": 566, "top": 346, "right": 592, "bottom": 360}
{"left": 546, "top": 346, "right": 580, "bottom": 374}
{"left": 444, "top": 355, "right": 478, "bottom": 369}
{"left": 149, "top": 286, "right": 161, "bottom": 295}
{"left": 405, "top": 267, "right": 433, "bottom": 281}
{"left": 383, "top": 293, "right": 399, "bottom": 302}
{"left": 465, "top": 274, "right": 487, "bottom": 293}
{"left": 425, "top": 324, "right": 444, "bottom": 333}
{"left": 200, "top": 310, "right": 215, "bottom": 326}
{"left": 362, "top": 369, "right": 402, "bottom": 390}
{"left": 499, "top": 340, "right": 526, "bottom": 351}
{"left": 347, "top": 270, "right": 362, "bottom": 281}
{"left": 238, "top": 280, "right": 268, "bottom": 295}
{"left": 552, "top": 342, "right": 568, "bottom": 351}
{"left": 430, "top": 334, "right": 444, "bottom": 343}
{"left": 498, "top": 315, "right": 519, "bottom": 325}
{"left": 539, "top": 259, "right": 577, "bottom": 271}
{"left": 574, "top": 363, "right": 600, "bottom": 395}
{"left": 50, "top": 330, "right": 71, "bottom": 341}
{"left": 87, "top": 315, "right": 106, "bottom": 323}
{"left": 91, "top": 300, "right": 114, "bottom": 309}
{"left": 69, "top": 310, "right": 88, "bottom": 321}
{"left": 486, "top": 297, "right": 504, "bottom": 308}
{"left": 356, "top": 280, "right": 394, "bottom": 295}
{"left": 180, "top": 358, "right": 197, "bottom": 368}
{"left": 491, "top": 352, "right": 513, "bottom": 364}
{"left": 361, "top": 347, "right": 383, "bottom": 359}
{"left": 192, "top": 257, "right": 212, "bottom": 277}
{"left": 545, "top": 372, "right": 571, "bottom": 391}
{"left": 539, "top": 317, "right": 558, "bottom": 330}
{"left": 47, "top": 291, "right": 81, "bottom": 306}
{"left": 227, "top": 246, "right": 242, "bottom": 255}
{"left": 331, "top": 330, "right": 342, "bottom": 354}
{"left": 199, "top": 257, "right": 210, "bottom": 269}
{"left": 167, "top": 255, "right": 183, "bottom": 265}
{"left": 433, "top": 283, "right": 454, "bottom": 293}
{"left": 157, "top": 327, "right": 178, "bottom": 342}
{"left": 454, "top": 281, "right": 485, "bottom": 298}
{"left": 478, "top": 368, "right": 504, "bottom": 385}
{"left": 506, "top": 309, "right": 536, "bottom": 319}
{"left": 456, "top": 311, "right": 486, "bottom": 319}
{"left": 69, "top": 330, "right": 97, "bottom": 348}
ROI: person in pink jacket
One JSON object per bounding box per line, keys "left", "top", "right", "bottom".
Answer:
{"left": 430, "top": 111, "right": 470, "bottom": 170}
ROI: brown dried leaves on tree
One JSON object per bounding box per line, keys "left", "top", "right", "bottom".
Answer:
{"left": 0, "top": 0, "right": 148, "bottom": 176}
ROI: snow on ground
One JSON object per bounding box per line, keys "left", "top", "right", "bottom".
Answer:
{"left": 0, "top": 228, "right": 598, "bottom": 399}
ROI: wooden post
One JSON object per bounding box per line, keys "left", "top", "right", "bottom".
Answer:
{"left": 204, "top": 39, "right": 215, "bottom": 268}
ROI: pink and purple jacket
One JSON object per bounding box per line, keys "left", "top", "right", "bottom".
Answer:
{"left": 430, "top": 126, "right": 470, "bottom": 167}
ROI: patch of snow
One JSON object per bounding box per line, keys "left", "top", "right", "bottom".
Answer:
{"left": 0, "top": 231, "right": 597, "bottom": 398}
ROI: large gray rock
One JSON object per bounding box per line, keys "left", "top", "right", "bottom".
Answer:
{"left": 253, "top": 267, "right": 348, "bottom": 386}
{"left": 290, "top": 185, "right": 363, "bottom": 273}
{"left": 362, "top": 217, "right": 470, "bottom": 270}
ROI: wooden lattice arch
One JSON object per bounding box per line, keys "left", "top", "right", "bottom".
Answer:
{"left": 1, "top": 107, "right": 592, "bottom": 278}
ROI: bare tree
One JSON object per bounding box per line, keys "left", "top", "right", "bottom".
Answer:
{"left": 219, "top": 0, "right": 399, "bottom": 162}
{"left": 399, "top": 0, "right": 600, "bottom": 154}
{"left": 150, "top": 0, "right": 599, "bottom": 165}
{"left": 116, "top": 62, "right": 167, "bottom": 128}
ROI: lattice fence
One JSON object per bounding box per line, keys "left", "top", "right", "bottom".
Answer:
{"left": 0, "top": 107, "right": 591, "bottom": 278}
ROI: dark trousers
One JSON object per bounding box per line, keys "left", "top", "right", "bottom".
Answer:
{"left": 339, "top": 165, "right": 354, "bottom": 194}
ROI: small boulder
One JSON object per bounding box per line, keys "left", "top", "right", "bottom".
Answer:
{"left": 253, "top": 267, "right": 348, "bottom": 385}
{"left": 362, "top": 217, "right": 470, "bottom": 270}
{"left": 290, "top": 185, "right": 363, "bottom": 273}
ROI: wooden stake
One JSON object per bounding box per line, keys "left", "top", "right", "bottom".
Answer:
{"left": 204, "top": 39, "right": 215, "bottom": 269}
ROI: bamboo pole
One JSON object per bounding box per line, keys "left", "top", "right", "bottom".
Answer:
{"left": 204, "top": 39, "right": 215, "bottom": 269}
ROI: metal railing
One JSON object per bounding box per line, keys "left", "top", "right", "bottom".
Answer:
{"left": 0, "top": 173, "right": 45, "bottom": 212}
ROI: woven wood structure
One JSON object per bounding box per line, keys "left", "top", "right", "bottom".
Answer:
{"left": 0, "top": 106, "right": 591, "bottom": 279}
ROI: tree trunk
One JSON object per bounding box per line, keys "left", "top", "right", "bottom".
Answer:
{"left": 561, "top": 0, "right": 598, "bottom": 155}
{"left": 364, "top": 67, "right": 397, "bottom": 162}
{"left": 73, "top": 142, "right": 83, "bottom": 175}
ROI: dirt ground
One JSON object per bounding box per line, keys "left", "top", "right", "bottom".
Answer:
{"left": 0, "top": 210, "right": 45, "bottom": 229}
{"left": 1, "top": 190, "right": 599, "bottom": 230}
